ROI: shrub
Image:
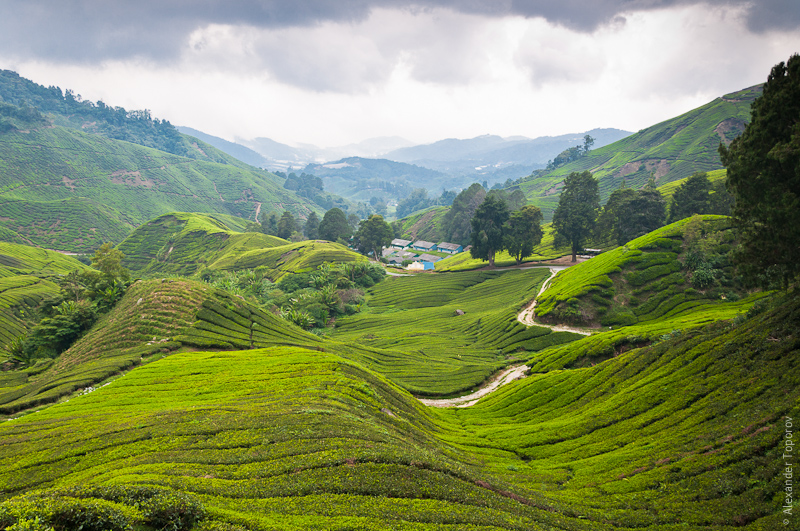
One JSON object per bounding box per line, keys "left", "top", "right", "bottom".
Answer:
{"left": 601, "top": 310, "right": 637, "bottom": 327}
{"left": 691, "top": 267, "right": 718, "bottom": 289}
{"left": 139, "top": 491, "right": 206, "bottom": 531}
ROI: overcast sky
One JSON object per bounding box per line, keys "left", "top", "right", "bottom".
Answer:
{"left": 0, "top": 1, "right": 798, "bottom": 148}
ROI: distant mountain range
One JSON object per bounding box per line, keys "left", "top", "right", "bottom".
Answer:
{"left": 181, "top": 126, "right": 632, "bottom": 204}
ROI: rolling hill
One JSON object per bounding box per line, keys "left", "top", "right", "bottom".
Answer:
{"left": 0, "top": 70, "right": 335, "bottom": 253}
{"left": 0, "top": 242, "right": 88, "bottom": 352}
{"left": 118, "top": 212, "right": 366, "bottom": 280}
{"left": 517, "top": 85, "right": 761, "bottom": 219}
{"left": 0, "top": 123, "right": 321, "bottom": 253}
{"left": 0, "top": 251, "right": 794, "bottom": 529}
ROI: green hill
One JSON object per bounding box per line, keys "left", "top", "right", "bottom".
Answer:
{"left": 331, "top": 268, "right": 582, "bottom": 396}
{"left": 0, "top": 124, "right": 321, "bottom": 252}
{"left": 119, "top": 212, "right": 366, "bottom": 280}
{"left": 0, "top": 280, "right": 794, "bottom": 528}
{"left": 518, "top": 85, "right": 761, "bottom": 219}
{"left": 0, "top": 242, "right": 88, "bottom": 352}
{"left": 535, "top": 215, "right": 747, "bottom": 327}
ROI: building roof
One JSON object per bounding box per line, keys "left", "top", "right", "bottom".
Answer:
{"left": 391, "top": 238, "right": 413, "bottom": 247}
{"left": 418, "top": 253, "right": 442, "bottom": 263}
{"left": 412, "top": 240, "right": 436, "bottom": 249}
{"left": 437, "top": 242, "right": 461, "bottom": 251}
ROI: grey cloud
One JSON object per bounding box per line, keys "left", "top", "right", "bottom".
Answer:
{"left": 0, "top": 0, "right": 796, "bottom": 93}
{"left": 1, "top": 1, "right": 795, "bottom": 64}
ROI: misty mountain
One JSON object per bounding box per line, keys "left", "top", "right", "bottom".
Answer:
{"left": 234, "top": 136, "right": 415, "bottom": 172}
{"left": 303, "top": 157, "right": 452, "bottom": 203}
{"left": 385, "top": 128, "right": 632, "bottom": 175}
{"left": 177, "top": 126, "right": 269, "bottom": 168}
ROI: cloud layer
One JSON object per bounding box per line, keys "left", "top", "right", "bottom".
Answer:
{"left": 0, "top": 1, "right": 798, "bottom": 146}
{"left": 1, "top": 1, "right": 796, "bottom": 67}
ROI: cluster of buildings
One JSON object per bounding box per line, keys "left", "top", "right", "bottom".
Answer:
{"left": 382, "top": 239, "right": 465, "bottom": 270}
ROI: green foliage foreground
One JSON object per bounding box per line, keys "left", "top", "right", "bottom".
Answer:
{"left": 0, "top": 288, "right": 797, "bottom": 529}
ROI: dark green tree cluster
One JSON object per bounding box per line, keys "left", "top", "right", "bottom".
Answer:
{"left": 596, "top": 178, "right": 666, "bottom": 245}
{"left": 667, "top": 172, "right": 733, "bottom": 223}
{"left": 546, "top": 135, "right": 595, "bottom": 170}
{"left": 0, "top": 70, "right": 189, "bottom": 157}
{"left": 318, "top": 208, "right": 352, "bottom": 242}
{"left": 260, "top": 210, "right": 302, "bottom": 240}
{"left": 720, "top": 53, "right": 800, "bottom": 287}
{"left": 469, "top": 197, "right": 543, "bottom": 266}
{"left": 280, "top": 172, "right": 324, "bottom": 200}
{"left": 4, "top": 244, "right": 131, "bottom": 367}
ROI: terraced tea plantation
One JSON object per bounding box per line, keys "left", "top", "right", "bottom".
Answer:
{"left": 0, "top": 283, "right": 796, "bottom": 529}
{"left": 0, "top": 218, "right": 796, "bottom": 529}
{"left": 119, "top": 212, "right": 366, "bottom": 280}
{"left": 0, "top": 243, "right": 88, "bottom": 352}
{"left": 331, "top": 268, "right": 582, "bottom": 396}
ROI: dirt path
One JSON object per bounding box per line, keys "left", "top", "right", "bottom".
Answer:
{"left": 419, "top": 365, "right": 530, "bottom": 408}
{"left": 517, "top": 267, "right": 592, "bottom": 336}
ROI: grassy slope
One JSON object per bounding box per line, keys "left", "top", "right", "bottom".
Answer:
{"left": 433, "top": 294, "right": 798, "bottom": 529}
{"left": 0, "top": 242, "right": 88, "bottom": 351}
{"left": 0, "top": 276, "right": 330, "bottom": 416}
{"left": 518, "top": 86, "right": 760, "bottom": 219}
{"left": 0, "top": 125, "right": 318, "bottom": 252}
{"left": 535, "top": 215, "right": 745, "bottom": 324}
{"left": 331, "top": 268, "right": 582, "bottom": 396}
{"left": 0, "top": 288, "right": 795, "bottom": 529}
{"left": 119, "top": 212, "right": 366, "bottom": 280}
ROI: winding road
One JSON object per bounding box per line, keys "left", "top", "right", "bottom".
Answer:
{"left": 419, "top": 364, "right": 531, "bottom": 408}
{"left": 420, "top": 265, "right": 593, "bottom": 408}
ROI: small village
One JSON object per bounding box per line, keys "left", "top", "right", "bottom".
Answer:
{"left": 382, "top": 238, "right": 465, "bottom": 270}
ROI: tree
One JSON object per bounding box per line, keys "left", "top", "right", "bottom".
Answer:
{"left": 615, "top": 181, "right": 666, "bottom": 245}
{"left": 668, "top": 172, "right": 712, "bottom": 223}
{"left": 81, "top": 242, "right": 130, "bottom": 302}
{"left": 504, "top": 205, "right": 544, "bottom": 265}
{"left": 442, "top": 183, "right": 486, "bottom": 244}
{"left": 470, "top": 195, "right": 510, "bottom": 267}
{"left": 595, "top": 186, "right": 636, "bottom": 243}
{"left": 259, "top": 211, "right": 279, "bottom": 236}
{"left": 318, "top": 208, "right": 352, "bottom": 242}
{"left": 552, "top": 171, "right": 600, "bottom": 262}
{"left": 583, "top": 134, "right": 595, "bottom": 153}
{"left": 354, "top": 214, "right": 394, "bottom": 261}
{"left": 276, "top": 211, "right": 297, "bottom": 239}
{"left": 304, "top": 211, "right": 320, "bottom": 239}
{"left": 720, "top": 54, "right": 800, "bottom": 287}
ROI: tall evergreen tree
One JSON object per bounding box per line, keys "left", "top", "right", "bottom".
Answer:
{"left": 668, "top": 172, "right": 712, "bottom": 223}
{"left": 259, "top": 212, "right": 279, "bottom": 236}
{"left": 304, "top": 211, "right": 320, "bottom": 239}
{"left": 469, "top": 195, "right": 509, "bottom": 267}
{"left": 720, "top": 54, "right": 800, "bottom": 287}
{"left": 552, "top": 171, "right": 600, "bottom": 262}
{"left": 276, "top": 211, "right": 297, "bottom": 240}
{"left": 442, "top": 183, "right": 486, "bottom": 245}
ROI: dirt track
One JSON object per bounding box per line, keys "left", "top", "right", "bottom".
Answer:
{"left": 517, "top": 267, "right": 592, "bottom": 335}
{"left": 419, "top": 364, "right": 531, "bottom": 408}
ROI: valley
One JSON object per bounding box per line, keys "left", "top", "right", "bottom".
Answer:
{"left": 0, "top": 60, "right": 798, "bottom": 530}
